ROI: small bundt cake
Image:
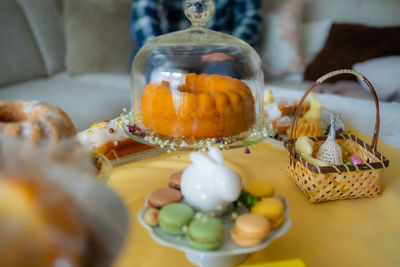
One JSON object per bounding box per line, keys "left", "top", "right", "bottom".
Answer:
{"left": 141, "top": 73, "right": 256, "bottom": 139}
{"left": 0, "top": 101, "right": 76, "bottom": 142}
{"left": 287, "top": 118, "right": 323, "bottom": 138}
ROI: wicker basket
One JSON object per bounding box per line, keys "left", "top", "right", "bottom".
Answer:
{"left": 285, "top": 69, "right": 390, "bottom": 203}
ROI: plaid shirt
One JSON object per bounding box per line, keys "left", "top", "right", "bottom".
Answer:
{"left": 131, "top": 0, "right": 262, "bottom": 48}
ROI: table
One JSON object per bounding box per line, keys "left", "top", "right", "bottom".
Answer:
{"left": 108, "top": 125, "right": 400, "bottom": 267}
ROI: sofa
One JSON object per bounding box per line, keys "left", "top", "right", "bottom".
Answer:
{"left": 1, "top": 0, "right": 399, "bottom": 131}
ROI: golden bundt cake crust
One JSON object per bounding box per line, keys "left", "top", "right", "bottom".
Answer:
{"left": 0, "top": 101, "right": 76, "bottom": 142}
{"left": 287, "top": 118, "right": 323, "bottom": 138}
{"left": 141, "top": 73, "right": 256, "bottom": 139}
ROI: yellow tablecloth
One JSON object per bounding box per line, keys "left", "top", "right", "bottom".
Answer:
{"left": 109, "top": 127, "right": 400, "bottom": 267}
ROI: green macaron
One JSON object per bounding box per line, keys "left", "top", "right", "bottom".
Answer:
{"left": 158, "top": 203, "right": 194, "bottom": 235}
{"left": 187, "top": 215, "right": 224, "bottom": 251}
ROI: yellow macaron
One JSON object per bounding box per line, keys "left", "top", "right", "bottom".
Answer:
{"left": 270, "top": 216, "right": 285, "bottom": 229}
{"left": 231, "top": 213, "right": 270, "bottom": 247}
{"left": 251, "top": 197, "right": 285, "bottom": 229}
{"left": 243, "top": 178, "right": 275, "bottom": 198}
{"left": 143, "top": 207, "right": 159, "bottom": 227}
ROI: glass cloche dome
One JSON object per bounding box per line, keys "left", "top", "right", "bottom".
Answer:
{"left": 126, "top": 0, "right": 272, "bottom": 151}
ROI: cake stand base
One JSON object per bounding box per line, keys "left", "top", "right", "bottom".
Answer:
{"left": 185, "top": 251, "right": 247, "bottom": 267}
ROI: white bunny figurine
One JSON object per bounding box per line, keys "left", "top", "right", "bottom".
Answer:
{"left": 181, "top": 147, "right": 242, "bottom": 214}
{"left": 316, "top": 113, "right": 343, "bottom": 165}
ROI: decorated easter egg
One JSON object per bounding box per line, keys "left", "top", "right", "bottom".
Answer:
{"left": 295, "top": 136, "right": 314, "bottom": 157}
{"left": 350, "top": 156, "right": 363, "bottom": 165}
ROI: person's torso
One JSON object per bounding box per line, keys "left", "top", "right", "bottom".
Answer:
{"left": 159, "top": 0, "right": 235, "bottom": 34}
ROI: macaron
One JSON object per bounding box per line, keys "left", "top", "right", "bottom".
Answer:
{"left": 251, "top": 197, "right": 285, "bottom": 229}
{"left": 148, "top": 188, "right": 182, "bottom": 209}
{"left": 231, "top": 213, "right": 270, "bottom": 247}
{"left": 244, "top": 178, "right": 275, "bottom": 198}
{"left": 270, "top": 216, "right": 285, "bottom": 229}
{"left": 187, "top": 215, "right": 224, "bottom": 251}
{"left": 168, "top": 170, "right": 182, "bottom": 190}
{"left": 143, "top": 207, "right": 159, "bottom": 227}
{"left": 158, "top": 203, "right": 194, "bottom": 235}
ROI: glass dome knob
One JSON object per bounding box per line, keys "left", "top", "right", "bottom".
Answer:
{"left": 183, "top": 0, "right": 215, "bottom": 27}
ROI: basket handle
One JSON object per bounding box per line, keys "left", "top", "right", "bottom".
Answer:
{"left": 289, "top": 69, "right": 381, "bottom": 150}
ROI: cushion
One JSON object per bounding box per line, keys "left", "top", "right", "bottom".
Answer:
{"left": 353, "top": 56, "right": 400, "bottom": 101}
{"left": 0, "top": 0, "right": 65, "bottom": 87}
{"left": 300, "top": 19, "right": 332, "bottom": 66}
{"left": 261, "top": 0, "right": 303, "bottom": 78}
{"left": 54, "top": 0, "right": 63, "bottom": 12}
{"left": 302, "top": 0, "right": 400, "bottom": 26}
{"left": 64, "top": 0, "right": 136, "bottom": 75}
{"left": 304, "top": 23, "right": 400, "bottom": 82}
{"left": 16, "top": 0, "right": 65, "bottom": 74}
{"left": 0, "top": 0, "right": 46, "bottom": 86}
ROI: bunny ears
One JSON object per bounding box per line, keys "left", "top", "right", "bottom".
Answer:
{"left": 189, "top": 147, "right": 225, "bottom": 166}
{"left": 328, "top": 113, "right": 341, "bottom": 138}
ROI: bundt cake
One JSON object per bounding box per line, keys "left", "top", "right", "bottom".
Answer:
{"left": 0, "top": 176, "right": 87, "bottom": 267}
{"left": 141, "top": 73, "right": 256, "bottom": 139}
{"left": 287, "top": 118, "right": 323, "bottom": 138}
{"left": 0, "top": 101, "right": 76, "bottom": 142}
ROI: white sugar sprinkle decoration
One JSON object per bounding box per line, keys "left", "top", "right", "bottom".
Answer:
{"left": 116, "top": 110, "right": 274, "bottom": 150}
{"left": 231, "top": 212, "right": 238, "bottom": 220}
{"left": 195, "top": 212, "right": 203, "bottom": 219}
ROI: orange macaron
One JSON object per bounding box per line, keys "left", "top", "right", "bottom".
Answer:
{"left": 231, "top": 213, "right": 270, "bottom": 247}
{"left": 168, "top": 170, "right": 183, "bottom": 190}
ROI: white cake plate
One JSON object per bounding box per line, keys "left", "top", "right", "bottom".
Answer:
{"left": 123, "top": 114, "right": 274, "bottom": 152}
{"left": 138, "top": 195, "right": 291, "bottom": 267}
